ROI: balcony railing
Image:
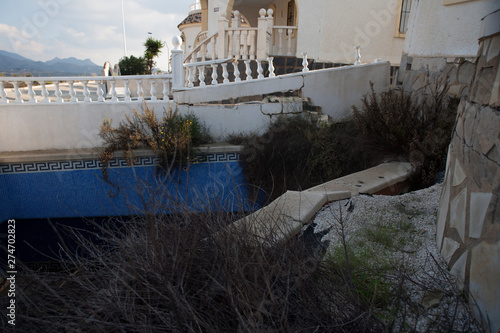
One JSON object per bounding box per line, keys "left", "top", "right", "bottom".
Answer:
{"left": 0, "top": 74, "right": 172, "bottom": 104}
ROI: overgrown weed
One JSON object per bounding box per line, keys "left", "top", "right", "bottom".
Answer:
{"left": 352, "top": 79, "right": 458, "bottom": 190}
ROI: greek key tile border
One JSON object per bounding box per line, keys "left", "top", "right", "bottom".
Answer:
{"left": 0, "top": 152, "right": 240, "bottom": 174}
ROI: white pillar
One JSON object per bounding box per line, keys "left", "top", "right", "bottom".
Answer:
{"left": 257, "top": 8, "right": 268, "bottom": 60}
{"left": 171, "top": 36, "right": 185, "bottom": 89}
{"left": 217, "top": 13, "right": 229, "bottom": 59}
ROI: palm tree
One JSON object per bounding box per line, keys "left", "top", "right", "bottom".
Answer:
{"left": 144, "top": 37, "right": 164, "bottom": 74}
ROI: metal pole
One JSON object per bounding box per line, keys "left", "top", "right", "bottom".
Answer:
{"left": 121, "top": 0, "right": 128, "bottom": 57}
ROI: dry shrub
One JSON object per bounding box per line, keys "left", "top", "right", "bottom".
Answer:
{"left": 238, "top": 115, "right": 376, "bottom": 203}
{"left": 352, "top": 80, "right": 458, "bottom": 189}
{"left": 6, "top": 204, "right": 387, "bottom": 332}
{"left": 99, "top": 104, "right": 211, "bottom": 192}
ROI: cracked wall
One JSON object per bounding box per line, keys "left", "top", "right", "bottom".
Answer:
{"left": 436, "top": 32, "right": 500, "bottom": 333}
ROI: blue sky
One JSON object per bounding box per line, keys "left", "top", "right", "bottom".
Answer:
{"left": 0, "top": 0, "right": 192, "bottom": 70}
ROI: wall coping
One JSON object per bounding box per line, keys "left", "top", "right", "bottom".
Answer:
{"left": 0, "top": 143, "right": 243, "bottom": 164}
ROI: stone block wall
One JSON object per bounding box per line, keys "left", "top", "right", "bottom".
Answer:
{"left": 436, "top": 32, "right": 500, "bottom": 333}
{"left": 397, "top": 53, "right": 477, "bottom": 97}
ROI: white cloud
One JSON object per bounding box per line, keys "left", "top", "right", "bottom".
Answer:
{"left": 0, "top": 23, "right": 46, "bottom": 57}
{"left": 0, "top": 0, "right": 191, "bottom": 69}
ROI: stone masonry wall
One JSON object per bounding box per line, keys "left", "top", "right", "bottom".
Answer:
{"left": 436, "top": 32, "right": 500, "bottom": 333}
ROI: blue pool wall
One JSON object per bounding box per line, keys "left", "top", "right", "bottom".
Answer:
{"left": 0, "top": 151, "right": 253, "bottom": 224}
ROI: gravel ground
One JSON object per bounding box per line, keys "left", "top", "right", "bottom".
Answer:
{"left": 313, "top": 183, "right": 484, "bottom": 332}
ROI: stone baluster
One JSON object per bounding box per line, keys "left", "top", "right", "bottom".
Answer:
{"left": 222, "top": 63, "right": 229, "bottom": 83}
{"left": 0, "top": 82, "right": 8, "bottom": 104}
{"left": 124, "top": 80, "right": 131, "bottom": 102}
{"left": 185, "top": 66, "right": 191, "bottom": 87}
{"left": 241, "top": 30, "right": 248, "bottom": 59}
{"left": 268, "top": 57, "right": 276, "bottom": 77}
{"left": 162, "top": 79, "right": 169, "bottom": 100}
{"left": 228, "top": 30, "right": 234, "bottom": 57}
{"left": 68, "top": 81, "right": 77, "bottom": 103}
{"left": 233, "top": 60, "right": 241, "bottom": 82}
{"left": 201, "top": 43, "right": 207, "bottom": 62}
{"left": 278, "top": 28, "right": 284, "bottom": 55}
{"left": 354, "top": 46, "right": 361, "bottom": 65}
{"left": 249, "top": 30, "right": 256, "bottom": 60}
{"left": 287, "top": 29, "right": 293, "bottom": 56}
{"left": 302, "top": 53, "right": 309, "bottom": 72}
{"left": 97, "top": 80, "right": 104, "bottom": 102}
{"left": 137, "top": 80, "right": 144, "bottom": 102}
{"left": 110, "top": 80, "right": 118, "bottom": 102}
{"left": 188, "top": 65, "right": 195, "bottom": 88}
{"left": 150, "top": 80, "right": 157, "bottom": 101}
{"left": 13, "top": 82, "right": 23, "bottom": 104}
{"left": 198, "top": 65, "right": 206, "bottom": 86}
{"left": 55, "top": 81, "right": 63, "bottom": 103}
{"left": 257, "top": 59, "right": 264, "bottom": 79}
{"left": 211, "top": 35, "right": 217, "bottom": 60}
{"left": 82, "top": 81, "right": 91, "bottom": 102}
{"left": 244, "top": 60, "right": 252, "bottom": 80}
{"left": 211, "top": 63, "right": 218, "bottom": 85}
{"left": 27, "top": 82, "right": 37, "bottom": 103}
{"left": 41, "top": 81, "right": 50, "bottom": 103}
{"left": 234, "top": 30, "right": 241, "bottom": 59}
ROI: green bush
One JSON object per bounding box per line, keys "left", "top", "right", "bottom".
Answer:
{"left": 352, "top": 82, "right": 458, "bottom": 189}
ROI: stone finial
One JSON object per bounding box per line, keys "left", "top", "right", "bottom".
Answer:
{"left": 267, "top": 8, "right": 274, "bottom": 18}
{"left": 172, "top": 36, "right": 183, "bottom": 50}
{"left": 259, "top": 8, "right": 266, "bottom": 18}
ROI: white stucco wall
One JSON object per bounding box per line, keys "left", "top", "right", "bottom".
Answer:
{"left": 174, "top": 62, "right": 391, "bottom": 120}
{"left": 404, "top": 0, "right": 500, "bottom": 57}
{"left": 295, "top": 0, "right": 405, "bottom": 65}
{"left": 179, "top": 22, "right": 202, "bottom": 55}
{"left": 189, "top": 0, "right": 405, "bottom": 65}
{"left": 0, "top": 100, "right": 282, "bottom": 152}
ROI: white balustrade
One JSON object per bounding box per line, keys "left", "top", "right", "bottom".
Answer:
{"left": 150, "top": 81, "right": 157, "bottom": 102}
{"left": 96, "top": 81, "right": 104, "bottom": 102}
{"left": 0, "top": 74, "right": 172, "bottom": 104}
{"left": 54, "top": 81, "right": 63, "bottom": 103}
{"left": 0, "top": 82, "right": 7, "bottom": 104}
{"left": 244, "top": 60, "right": 252, "bottom": 81}
{"left": 13, "top": 82, "right": 23, "bottom": 104}
{"left": 124, "top": 80, "right": 131, "bottom": 102}
{"left": 211, "top": 64, "right": 218, "bottom": 85}
{"left": 222, "top": 63, "right": 229, "bottom": 84}
{"left": 41, "top": 82, "right": 49, "bottom": 103}
{"left": 271, "top": 26, "right": 297, "bottom": 56}
{"left": 302, "top": 53, "right": 309, "bottom": 72}
{"left": 136, "top": 80, "right": 144, "bottom": 102}
{"left": 234, "top": 60, "right": 241, "bottom": 82}
{"left": 68, "top": 81, "right": 77, "bottom": 103}
{"left": 110, "top": 81, "right": 118, "bottom": 102}
{"left": 27, "top": 82, "right": 37, "bottom": 103}
{"left": 257, "top": 60, "right": 264, "bottom": 79}
{"left": 354, "top": 46, "right": 362, "bottom": 65}
{"left": 162, "top": 79, "right": 170, "bottom": 99}
{"left": 82, "top": 81, "right": 91, "bottom": 102}
{"left": 268, "top": 57, "right": 276, "bottom": 77}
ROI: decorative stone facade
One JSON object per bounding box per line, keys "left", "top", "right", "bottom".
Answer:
{"left": 397, "top": 54, "right": 477, "bottom": 97}
{"left": 436, "top": 30, "right": 500, "bottom": 333}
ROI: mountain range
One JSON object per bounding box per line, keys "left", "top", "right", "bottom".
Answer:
{"left": 0, "top": 50, "right": 102, "bottom": 76}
